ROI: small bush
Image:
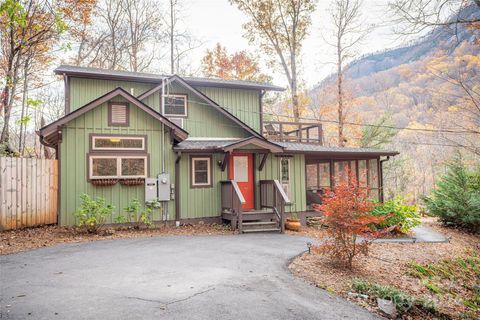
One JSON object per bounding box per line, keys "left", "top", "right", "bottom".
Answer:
{"left": 368, "top": 196, "right": 421, "bottom": 233}
{"left": 124, "top": 198, "right": 154, "bottom": 229}
{"left": 352, "top": 278, "right": 437, "bottom": 316}
{"left": 74, "top": 194, "right": 114, "bottom": 233}
{"left": 422, "top": 154, "right": 480, "bottom": 233}
{"left": 312, "top": 168, "right": 386, "bottom": 269}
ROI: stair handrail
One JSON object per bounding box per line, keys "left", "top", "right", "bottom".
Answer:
{"left": 220, "top": 180, "right": 245, "bottom": 232}
{"left": 259, "top": 179, "right": 290, "bottom": 233}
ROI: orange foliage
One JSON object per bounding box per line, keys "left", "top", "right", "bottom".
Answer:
{"left": 201, "top": 43, "right": 270, "bottom": 82}
{"left": 312, "top": 168, "right": 386, "bottom": 269}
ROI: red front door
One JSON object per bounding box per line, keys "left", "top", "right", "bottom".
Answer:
{"left": 229, "top": 153, "right": 254, "bottom": 210}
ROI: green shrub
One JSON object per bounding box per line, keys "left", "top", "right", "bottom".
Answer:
{"left": 368, "top": 196, "right": 421, "bottom": 233}
{"left": 74, "top": 194, "right": 114, "bottom": 233}
{"left": 124, "top": 198, "right": 154, "bottom": 228}
{"left": 422, "top": 155, "right": 480, "bottom": 233}
{"left": 352, "top": 278, "right": 437, "bottom": 316}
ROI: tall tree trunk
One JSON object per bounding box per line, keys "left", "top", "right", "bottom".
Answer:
{"left": 291, "top": 56, "right": 299, "bottom": 123}
{"left": 170, "top": 0, "right": 175, "bottom": 74}
{"left": 337, "top": 39, "right": 345, "bottom": 147}
{"left": 19, "top": 59, "right": 29, "bottom": 156}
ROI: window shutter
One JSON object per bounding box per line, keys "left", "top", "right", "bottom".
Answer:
{"left": 110, "top": 104, "right": 128, "bottom": 126}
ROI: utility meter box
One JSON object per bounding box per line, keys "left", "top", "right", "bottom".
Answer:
{"left": 157, "top": 173, "right": 171, "bottom": 201}
{"left": 145, "top": 178, "right": 158, "bottom": 202}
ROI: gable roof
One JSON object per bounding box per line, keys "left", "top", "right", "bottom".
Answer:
{"left": 138, "top": 75, "right": 265, "bottom": 139}
{"left": 54, "top": 65, "right": 285, "bottom": 91}
{"left": 39, "top": 87, "right": 188, "bottom": 147}
{"left": 173, "top": 137, "right": 284, "bottom": 153}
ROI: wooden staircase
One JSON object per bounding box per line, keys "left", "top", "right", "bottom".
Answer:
{"left": 220, "top": 180, "right": 290, "bottom": 234}
{"left": 240, "top": 210, "right": 281, "bottom": 233}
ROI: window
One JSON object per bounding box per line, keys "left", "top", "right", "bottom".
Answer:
{"left": 108, "top": 103, "right": 129, "bottom": 126}
{"left": 91, "top": 135, "right": 146, "bottom": 151}
{"left": 89, "top": 155, "right": 148, "bottom": 179}
{"left": 306, "top": 164, "right": 318, "bottom": 190}
{"left": 280, "top": 158, "right": 291, "bottom": 196}
{"left": 164, "top": 94, "right": 187, "bottom": 117}
{"left": 191, "top": 156, "right": 211, "bottom": 187}
{"left": 318, "top": 162, "right": 331, "bottom": 189}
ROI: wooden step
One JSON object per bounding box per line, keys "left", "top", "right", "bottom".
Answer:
{"left": 242, "top": 221, "right": 277, "bottom": 230}
{"left": 241, "top": 221, "right": 280, "bottom": 233}
{"left": 242, "top": 228, "right": 281, "bottom": 233}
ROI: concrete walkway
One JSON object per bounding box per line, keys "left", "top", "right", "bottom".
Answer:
{"left": 373, "top": 225, "right": 448, "bottom": 243}
{"left": 0, "top": 234, "right": 379, "bottom": 320}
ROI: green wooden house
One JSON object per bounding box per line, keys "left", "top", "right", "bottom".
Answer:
{"left": 39, "top": 65, "right": 398, "bottom": 233}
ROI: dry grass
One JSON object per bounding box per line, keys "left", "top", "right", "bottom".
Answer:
{"left": 288, "top": 217, "right": 480, "bottom": 319}
{"left": 0, "top": 223, "right": 233, "bottom": 255}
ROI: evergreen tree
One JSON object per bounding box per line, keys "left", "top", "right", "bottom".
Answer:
{"left": 423, "top": 154, "right": 480, "bottom": 233}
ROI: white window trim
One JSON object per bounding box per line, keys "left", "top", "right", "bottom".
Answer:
{"left": 191, "top": 157, "right": 211, "bottom": 186}
{"left": 163, "top": 94, "right": 187, "bottom": 117}
{"left": 91, "top": 136, "right": 145, "bottom": 151}
{"left": 168, "top": 117, "right": 184, "bottom": 129}
{"left": 280, "top": 158, "right": 291, "bottom": 197}
{"left": 89, "top": 155, "right": 148, "bottom": 179}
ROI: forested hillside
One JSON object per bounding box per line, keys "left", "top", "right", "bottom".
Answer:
{"left": 308, "top": 5, "right": 480, "bottom": 200}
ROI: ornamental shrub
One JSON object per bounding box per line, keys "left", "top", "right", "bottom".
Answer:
{"left": 74, "top": 194, "right": 114, "bottom": 233}
{"left": 368, "top": 197, "right": 421, "bottom": 234}
{"left": 312, "top": 168, "right": 387, "bottom": 269}
{"left": 422, "top": 155, "right": 480, "bottom": 233}
{"left": 124, "top": 198, "right": 155, "bottom": 229}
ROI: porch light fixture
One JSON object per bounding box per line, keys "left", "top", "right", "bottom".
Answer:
{"left": 109, "top": 138, "right": 121, "bottom": 143}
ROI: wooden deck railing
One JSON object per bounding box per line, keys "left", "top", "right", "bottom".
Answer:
{"left": 259, "top": 180, "right": 290, "bottom": 233}
{"left": 263, "top": 121, "right": 323, "bottom": 144}
{"left": 220, "top": 180, "right": 246, "bottom": 232}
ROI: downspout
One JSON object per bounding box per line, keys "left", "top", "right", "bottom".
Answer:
{"left": 379, "top": 156, "right": 390, "bottom": 203}
{"left": 161, "top": 78, "right": 167, "bottom": 223}
{"left": 175, "top": 151, "right": 181, "bottom": 226}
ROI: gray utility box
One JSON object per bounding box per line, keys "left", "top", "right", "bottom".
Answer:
{"left": 157, "top": 173, "right": 171, "bottom": 201}
{"left": 145, "top": 178, "right": 158, "bottom": 202}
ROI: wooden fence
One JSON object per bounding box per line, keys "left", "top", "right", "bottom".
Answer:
{"left": 0, "top": 157, "right": 58, "bottom": 231}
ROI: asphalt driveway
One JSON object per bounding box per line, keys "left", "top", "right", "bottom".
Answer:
{"left": 1, "top": 234, "right": 379, "bottom": 320}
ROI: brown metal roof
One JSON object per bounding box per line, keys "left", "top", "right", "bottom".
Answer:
{"left": 54, "top": 65, "right": 285, "bottom": 91}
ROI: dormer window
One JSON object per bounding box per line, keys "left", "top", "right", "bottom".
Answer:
{"left": 163, "top": 94, "right": 187, "bottom": 117}
{"left": 108, "top": 102, "right": 129, "bottom": 126}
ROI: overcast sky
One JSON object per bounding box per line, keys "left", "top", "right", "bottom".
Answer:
{"left": 184, "top": 0, "right": 403, "bottom": 87}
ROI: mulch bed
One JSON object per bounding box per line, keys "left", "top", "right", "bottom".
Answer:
{"left": 0, "top": 223, "right": 233, "bottom": 255}
{"left": 288, "top": 217, "right": 480, "bottom": 319}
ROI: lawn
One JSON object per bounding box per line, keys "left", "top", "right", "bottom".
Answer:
{"left": 288, "top": 217, "right": 480, "bottom": 319}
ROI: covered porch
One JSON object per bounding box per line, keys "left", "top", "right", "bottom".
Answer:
{"left": 173, "top": 136, "right": 292, "bottom": 233}
{"left": 278, "top": 142, "right": 399, "bottom": 213}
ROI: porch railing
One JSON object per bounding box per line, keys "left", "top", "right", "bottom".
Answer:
{"left": 259, "top": 180, "right": 290, "bottom": 233}
{"left": 220, "top": 180, "right": 245, "bottom": 232}
{"left": 263, "top": 121, "right": 323, "bottom": 145}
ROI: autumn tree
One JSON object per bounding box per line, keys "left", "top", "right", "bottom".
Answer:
{"left": 229, "top": 0, "right": 316, "bottom": 122}
{"left": 0, "top": 1, "right": 62, "bottom": 146}
{"left": 311, "top": 168, "right": 386, "bottom": 269}
{"left": 326, "top": 0, "right": 370, "bottom": 147}
{"left": 201, "top": 43, "right": 270, "bottom": 82}
{"left": 389, "top": 0, "right": 480, "bottom": 36}
{"left": 360, "top": 113, "right": 399, "bottom": 149}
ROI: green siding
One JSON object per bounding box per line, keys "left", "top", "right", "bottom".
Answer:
{"left": 60, "top": 98, "right": 176, "bottom": 226}
{"left": 197, "top": 86, "right": 261, "bottom": 133}
{"left": 254, "top": 154, "right": 306, "bottom": 213}
{"left": 69, "top": 78, "right": 158, "bottom": 111}
{"left": 163, "top": 83, "right": 250, "bottom": 138}
{"left": 176, "top": 153, "right": 307, "bottom": 219}
{"left": 69, "top": 78, "right": 252, "bottom": 138}
{"left": 178, "top": 153, "right": 229, "bottom": 219}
